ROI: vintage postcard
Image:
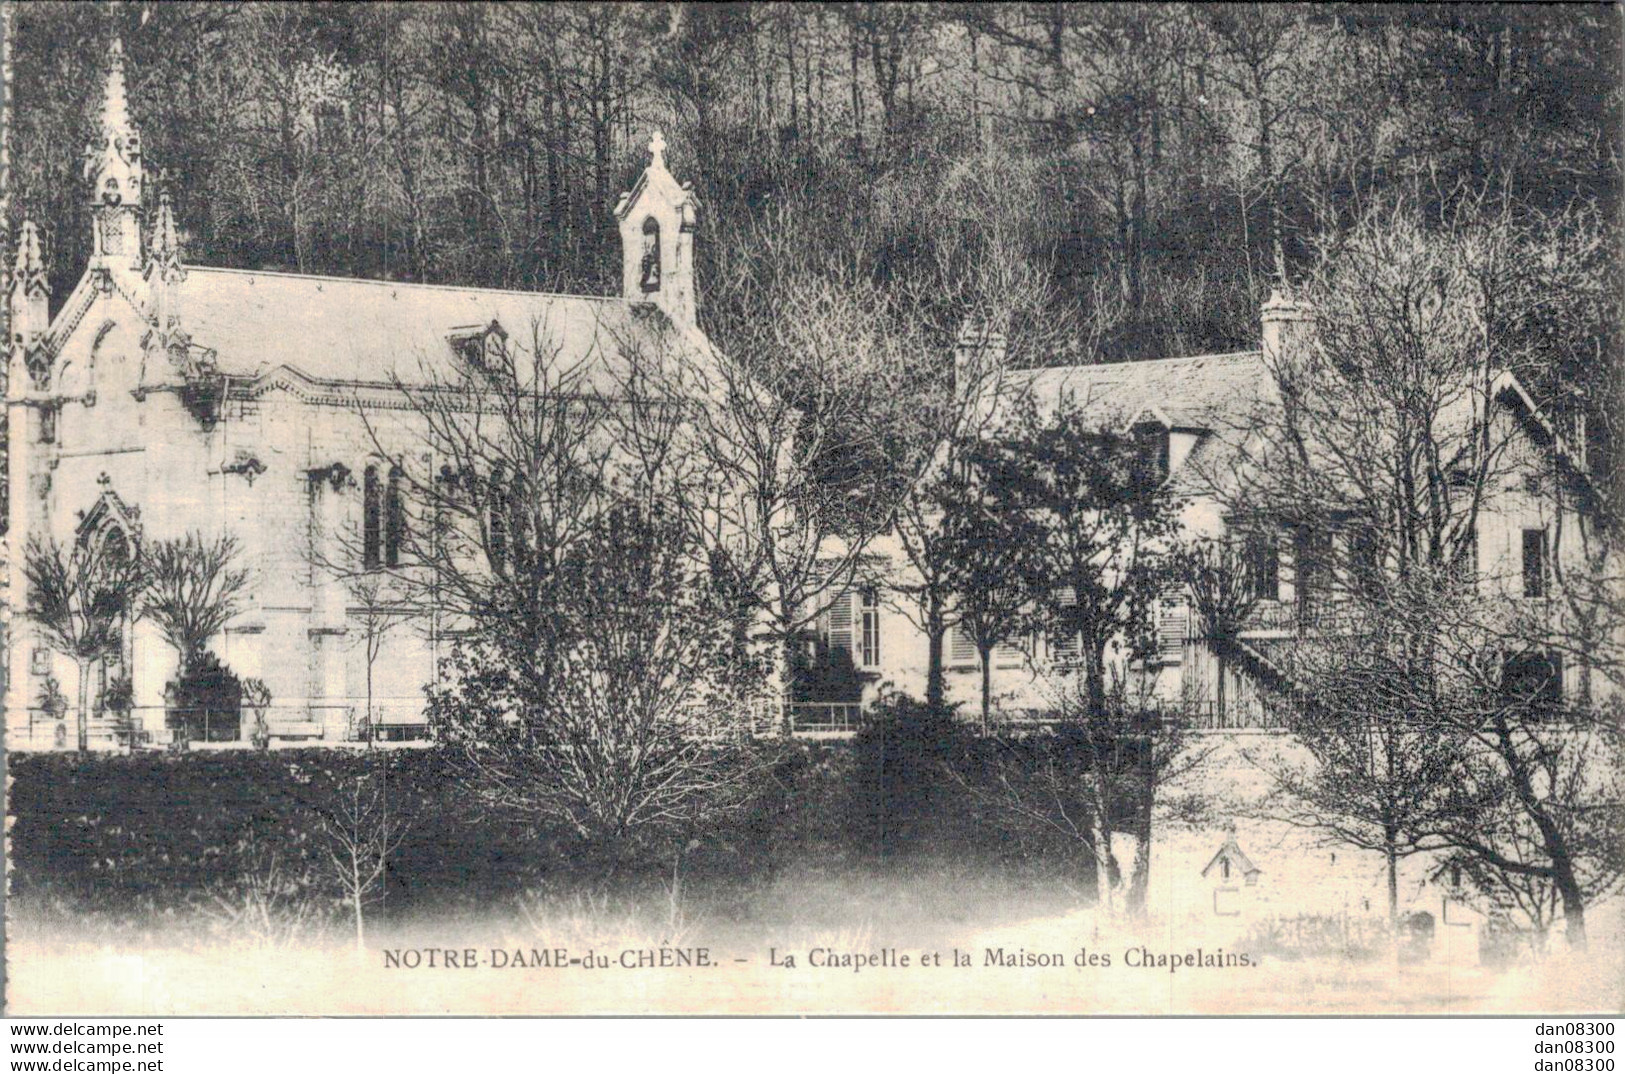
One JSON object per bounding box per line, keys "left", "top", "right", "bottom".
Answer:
{"left": 2, "top": 2, "right": 1621, "bottom": 1016}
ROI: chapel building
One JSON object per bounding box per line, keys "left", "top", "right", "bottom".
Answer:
{"left": 5, "top": 40, "right": 711, "bottom": 749}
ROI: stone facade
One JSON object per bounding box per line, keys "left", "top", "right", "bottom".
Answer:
{"left": 4, "top": 41, "right": 711, "bottom": 750}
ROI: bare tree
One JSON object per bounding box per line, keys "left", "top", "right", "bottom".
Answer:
{"left": 23, "top": 533, "right": 145, "bottom": 752}
{"left": 1241, "top": 601, "right": 1476, "bottom": 928}
{"left": 362, "top": 318, "right": 616, "bottom": 724}
{"left": 313, "top": 759, "right": 408, "bottom": 953}
{"left": 306, "top": 523, "right": 424, "bottom": 746}
{"left": 1225, "top": 194, "right": 1620, "bottom": 947}
{"left": 428, "top": 499, "right": 767, "bottom": 864}
{"left": 631, "top": 199, "right": 943, "bottom": 732}
{"left": 342, "top": 573, "right": 420, "bottom": 745}
{"left": 950, "top": 675, "right": 1214, "bottom": 920}
{"left": 1420, "top": 589, "right": 1624, "bottom": 950}
{"left": 370, "top": 319, "right": 766, "bottom": 861}
{"left": 1199, "top": 4, "right": 1313, "bottom": 289}
{"left": 140, "top": 532, "right": 251, "bottom": 674}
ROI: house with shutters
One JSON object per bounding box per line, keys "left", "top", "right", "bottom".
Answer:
{"left": 811, "top": 294, "right": 1606, "bottom": 729}
{"left": 4, "top": 39, "right": 717, "bottom": 750}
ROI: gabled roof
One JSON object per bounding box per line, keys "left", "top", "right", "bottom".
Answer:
{"left": 1201, "top": 834, "right": 1262, "bottom": 879}
{"left": 172, "top": 267, "right": 693, "bottom": 392}
{"left": 993, "top": 350, "right": 1274, "bottom": 496}
{"left": 1003, "top": 350, "right": 1272, "bottom": 432}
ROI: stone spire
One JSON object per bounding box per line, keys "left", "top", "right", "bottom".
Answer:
{"left": 10, "top": 219, "right": 47, "bottom": 294}
{"left": 9, "top": 219, "right": 50, "bottom": 373}
{"left": 84, "top": 37, "right": 144, "bottom": 266}
{"left": 149, "top": 186, "right": 180, "bottom": 271}
{"left": 146, "top": 184, "right": 184, "bottom": 332}
{"left": 99, "top": 36, "right": 135, "bottom": 139}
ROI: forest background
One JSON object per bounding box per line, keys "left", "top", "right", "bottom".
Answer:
{"left": 0, "top": 2, "right": 1618, "bottom": 493}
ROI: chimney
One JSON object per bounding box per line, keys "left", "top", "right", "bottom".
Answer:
{"left": 1260, "top": 289, "right": 1309, "bottom": 367}
{"left": 953, "top": 317, "right": 1006, "bottom": 398}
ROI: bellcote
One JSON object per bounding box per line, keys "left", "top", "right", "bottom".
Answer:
{"left": 614, "top": 130, "right": 700, "bottom": 332}
{"left": 84, "top": 37, "right": 144, "bottom": 267}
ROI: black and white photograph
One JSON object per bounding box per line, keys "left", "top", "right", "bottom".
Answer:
{"left": 0, "top": 1, "right": 1620, "bottom": 1017}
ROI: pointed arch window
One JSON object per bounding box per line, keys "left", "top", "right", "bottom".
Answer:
{"left": 385, "top": 465, "right": 407, "bottom": 568}
{"left": 489, "top": 466, "right": 509, "bottom": 575}
{"left": 506, "top": 470, "right": 529, "bottom": 574}
{"left": 640, "top": 217, "right": 661, "bottom": 293}
{"left": 363, "top": 465, "right": 382, "bottom": 570}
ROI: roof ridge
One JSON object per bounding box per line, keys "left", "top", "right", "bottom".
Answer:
{"left": 1015, "top": 349, "right": 1263, "bottom": 376}
{"left": 184, "top": 265, "right": 627, "bottom": 304}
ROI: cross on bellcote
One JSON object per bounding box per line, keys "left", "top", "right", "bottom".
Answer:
{"left": 648, "top": 130, "right": 667, "bottom": 167}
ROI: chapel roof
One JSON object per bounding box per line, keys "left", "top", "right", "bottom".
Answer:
{"left": 173, "top": 267, "right": 693, "bottom": 391}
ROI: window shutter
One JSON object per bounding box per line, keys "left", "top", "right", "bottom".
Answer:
{"left": 1157, "top": 593, "right": 1189, "bottom": 661}
{"left": 1522, "top": 529, "right": 1547, "bottom": 598}
{"left": 949, "top": 622, "right": 977, "bottom": 666}
{"left": 994, "top": 636, "right": 1027, "bottom": 669}
{"left": 363, "top": 465, "right": 382, "bottom": 570}
{"left": 1049, "top": 586, "right": 1080, "bottom": 662}
{"left": 827, "top": 591, "right": 854, "bottom": 659}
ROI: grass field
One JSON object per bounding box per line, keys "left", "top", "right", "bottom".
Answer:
{"left": 7, "top": 743, "right": 1621, "bottom": 1014}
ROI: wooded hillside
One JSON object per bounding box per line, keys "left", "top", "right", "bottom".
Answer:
{"left": 3, "top": 3, "right": 1619, "bottom": 471}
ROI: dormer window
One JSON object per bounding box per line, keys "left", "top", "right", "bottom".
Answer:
{"left": 640, "top": 217, "right": 661, "bottom": 293}
{"left": 449, "top": 320, "right": 508, "bottom": 371}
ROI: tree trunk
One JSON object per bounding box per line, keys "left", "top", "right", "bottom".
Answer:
{"left": 1554, "top": 865, "right": 1588, "bottom": 951}
{"left": 352, "top": 863, "right": 367, "bottom": 954}
{"left": 1126, "top": 828, "right": 1151, "bottom": 920}
{"left": 75, "top": 659, "right": 93, "bottom": 754}
{"left": 1385, "top": 833, "right": 1399, "bottom": 930}
{"left": 779, "top": 630, "right": 799, "bottom": 737}
{"left": 1086, "top": 648, "right": 1107, "bottom": 719}
{"left": 1253, "top": 67, "right": 1288, "bottom": 288}
{"left": 1125, "top": 753, "right": 1154, "bottom": 920}
{"left": 924, "top": 597, "right": 945, "bottom": 710}
{"left": 979, "top": 644, "right": 992, "bottom": 733}
{"left": 1092, "top": 825, "right": 1115, "bottom": 917}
